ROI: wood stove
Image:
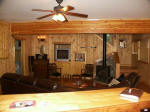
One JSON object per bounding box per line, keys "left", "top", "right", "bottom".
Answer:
{"left": 96, "top": 34, "right": 111, "bottom": 84}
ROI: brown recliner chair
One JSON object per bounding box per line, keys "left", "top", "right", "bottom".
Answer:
{"left": 126, "top": 72, "right": 140, "bottom": 88}
{"left": 110, "top": 72, "right": 140, "bottom": 88}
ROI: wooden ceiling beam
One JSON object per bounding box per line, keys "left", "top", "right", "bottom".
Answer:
{"left": 11, "top": 19, "right": 150, "bottom": 35}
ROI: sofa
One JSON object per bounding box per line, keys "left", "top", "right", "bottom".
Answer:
{"left": 0, "top": 73, "right": 67, "bottom": 94}
{"left": 1, "top": 73, "right": 103, "bottom": 94}
{"left": 0, "top": 72, "right": 140, "bottom": 94}
{"left": 109, "top": 72, "right": 140, "bottom": 88}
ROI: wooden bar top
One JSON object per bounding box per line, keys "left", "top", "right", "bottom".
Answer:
{"left": 0, "top": 88, "right": 150, "bottom": 112}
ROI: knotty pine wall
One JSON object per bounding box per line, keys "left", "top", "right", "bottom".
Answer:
{"left": 11, "top": 20, "right": 150, "bottom": 76}
{"left": 16, "top": 34, "right": 114, "bottom": 75}
{"left": 132, "top": 34, "right": 150, "bottom": 87}
{"left": 15, "top": 34, "right": 133, "bottom": 76}
{"left": 116, "top": 34, "right": 132, "bottom": 66}
{"left": 0, "top": 22, "right": 15, "bottom": 77}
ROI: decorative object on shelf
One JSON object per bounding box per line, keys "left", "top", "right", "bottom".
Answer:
{"left": 40, "top": 45, "right": 45, "bottom": 55}
{"left": 119, "top": 39, "right": 127, "bottom": 48}
{"left": 37, "top": 35, "right": 46, "bottom": 41}
{"left": 75, "top": 53, "right": 85, "bottom": 62}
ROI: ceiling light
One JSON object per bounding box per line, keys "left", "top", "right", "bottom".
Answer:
{"left": 37, "top": 35, "right": 46, "bottom": 41}
{"left": 32, "top": 0, "right": 88, "bottom": 22}
{"left": 63, "top": 7, "right": 68, "bottom": 11}
{"left": 57, "top": 14, "right": 65, "bottom": 21}
{"left": 52, "top": 14, "right": 58, "bottom": 21}
{"left": 52, "top": 13, "right": 66, "bottom": 22}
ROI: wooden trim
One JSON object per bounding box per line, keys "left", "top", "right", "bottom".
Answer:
{"left": 13, "top": 36, "right": 26, "bottom": 40}
{"left": 138, "top": 39, "right": 149, "bottom": 63}
{"left": 11, "top": 19, "right": 150, "bottom": 35}
{"left": 53, "top": 42, "right": 72, "bottom": 44}
{"left": 113, "top": 52, "right": 120, "bottom": 78}
{"left": 21, "top": 40, "right": 26, "bottom": 75}
{"left": 54, "top": 61, "right": 71, "bottom": 63}
{"left": 114, "top": 52, "right": 120, "bottom": 63}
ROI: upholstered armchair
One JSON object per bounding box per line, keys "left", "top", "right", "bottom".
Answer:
{"left": 110, "top": 72, "right": 140, "bottom": 88}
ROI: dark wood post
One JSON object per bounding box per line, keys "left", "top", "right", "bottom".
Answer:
{"left": 103, "top": 34, "right": 107, "bottom": 67}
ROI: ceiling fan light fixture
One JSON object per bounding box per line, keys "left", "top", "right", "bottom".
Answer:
{"left": 52, "top": 14, "right": 58, "bottom": 21}
{"left": 63, "top": 7, "right": 68, "bottom": 12}
{"left": 32, "top": 0, "right": 88, "bottom": 22}
{"left": 52, "top": 13, "right": 66, "bottom": 22}
{"left": 57, "top": 13, "right": 65, "bottom": 21}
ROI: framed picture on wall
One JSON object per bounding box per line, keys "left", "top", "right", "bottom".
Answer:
{"left": 119, "top": 39, "right": 127, "bottom": 48}
{"left": 75, "top": 53, "right": 85, "bottom": 62}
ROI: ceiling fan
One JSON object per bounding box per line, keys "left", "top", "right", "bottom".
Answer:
{"left": 32, "top": 0, "right": 88, "bottom": 22}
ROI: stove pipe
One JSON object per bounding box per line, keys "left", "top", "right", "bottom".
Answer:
{"left": 103, "top": 34, "right": 107, "bottom": 67}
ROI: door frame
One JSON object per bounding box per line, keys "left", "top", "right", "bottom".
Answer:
{"left": 14, "top": 37, "right": 26, "bottom": 75}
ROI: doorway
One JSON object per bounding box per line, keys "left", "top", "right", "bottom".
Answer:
{"left": 15, "top": 40, "right": 22, "bottom": 74}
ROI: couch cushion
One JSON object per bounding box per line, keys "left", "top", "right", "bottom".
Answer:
{"left": 19, "top": 76, "right": 35, "bottom": 85}
{"left": 125, "top": 72, "right": 140, "bottom": 87}
{"left": 2, "top": 73, "right": 22, "bottom": 82}
{"left": 35, "top": 79, "right": 57, "bottom": 90}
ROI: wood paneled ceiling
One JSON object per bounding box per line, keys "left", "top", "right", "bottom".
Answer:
{"left": 0, "top": 0, "right": 150, "bottom": 22}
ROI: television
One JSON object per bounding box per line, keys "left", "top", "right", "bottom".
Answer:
{"left": 55, "top": 50, "right": 70, "bottom": 61}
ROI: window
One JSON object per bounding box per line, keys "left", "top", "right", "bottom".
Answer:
{"left": 54, "top": 44, "right": 71, "bottom": 61}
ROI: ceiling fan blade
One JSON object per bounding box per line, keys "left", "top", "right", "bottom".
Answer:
{"left": 62, "top": 14, "right": 68, "bottom": 22}
{"left": 37, "top": 14, "right": 54, "bottom": 20}
{"left": 65, "top": 12, "right": 88, "bottom": 18}
{"left": 60, "top": 6, "right": 74, "bottom": 12}
{"left": 32, "top": 9, "right": 54, "bottom": 13}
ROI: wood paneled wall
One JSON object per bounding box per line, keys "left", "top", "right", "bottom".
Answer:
{"left": 132, "top": 34, "right": 150, "bottom": 87}
{"left": 16, "top": 34, "right": 114, "bottom": 75}
{"left": 116, "top": 34, "right": 132, "bottom": 66}
{"left": 11, "top": 20, "right": 150, "bottom": 35}
{"left": 0, "top": 22, "right": 9, "bottom": 59}
{"left": 14, "top": 34, "right": 134, "bottom": 76}
{"left": 0, "top": 22, "right": 15, "bottom": 77}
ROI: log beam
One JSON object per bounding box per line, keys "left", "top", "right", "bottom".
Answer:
{"left": 11, "top": 19, "right": 150, "bottom": 35}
